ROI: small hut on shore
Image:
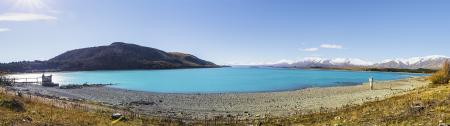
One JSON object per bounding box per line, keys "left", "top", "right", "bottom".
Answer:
{"left": 42, "top": 74, "right": 58, "bottom": 87}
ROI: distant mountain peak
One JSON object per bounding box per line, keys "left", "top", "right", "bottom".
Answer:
{"left": 380, "top": 55, "right": 449, "bottom": 65}
{"left": 110, "top": 42, "right": 128, "bottom": 46}
{"left": 301, "top": 57, "right": 374, "bottom": 66}
{"left": 374, "top": 55, "right": 449, "bottom": 69}
{"left": 266, "top": 57, "right": 374, "bottom": 68}
{"left": 263, "top": 55, "right": 449, "bottom": 69}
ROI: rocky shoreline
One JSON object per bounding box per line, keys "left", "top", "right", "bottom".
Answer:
{"left": 5, "top": 77, "right": 429, "bottom": 120}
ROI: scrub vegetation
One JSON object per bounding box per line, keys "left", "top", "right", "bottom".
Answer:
{"left": 1, "top": 62, "right": 449, "bottom": 125}
{"left": 429, "top": 60, "right": 450, "bottom": 85}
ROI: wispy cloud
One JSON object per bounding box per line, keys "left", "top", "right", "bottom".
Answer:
{"left": 320, "top": 44, "right": 343, "bottom": 49}
{"left": 301, "top": 48, "right": 319, "bottom": 52}
{"left": 0, "top": 28, "right": 11, "bottom": 32}
{"left": 0, "top": 13, "right": 57, "bottom": 22}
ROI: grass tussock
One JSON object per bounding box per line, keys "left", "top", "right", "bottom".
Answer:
{"left": 0, "top": 98, "right": 26, "bottom": 112}
{"left": 429, "top": 60, "right": 450, "bottom": 85}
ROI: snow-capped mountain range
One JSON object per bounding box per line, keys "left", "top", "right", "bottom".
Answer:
{"left": 374, "top": 55, "right": 449, "bottom": 69}
{"left": 261, "top": 55, "right": 449, "bottom": 69}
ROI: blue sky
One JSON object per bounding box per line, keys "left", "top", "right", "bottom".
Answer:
{"left": 0, "top": 0, "right": 449, "bottom": 65}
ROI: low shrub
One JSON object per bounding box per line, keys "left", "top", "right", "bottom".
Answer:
{"left": 0, "top": 98, "right": 26, "bottom": 112}
{"left": 429, "top": 60, "right": 450, "bottom": 85}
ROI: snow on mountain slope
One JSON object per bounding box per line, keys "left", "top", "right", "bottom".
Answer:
{"left": 380, "top": 55, "right": 449, "bottom": 65}
{"left": 375, "top": 55, "right": 449, "bottom": 69}
{"left": 264, "top": 55, "right": 449, "bottom": 69}
{"left": 269, "top": 57, "right": 374, "bottom": 67}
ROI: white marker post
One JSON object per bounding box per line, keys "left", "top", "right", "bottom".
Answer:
{"left": 369, "top": 77, "right": 373, "bottom": 90}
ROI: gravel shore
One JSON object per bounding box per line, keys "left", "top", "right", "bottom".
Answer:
{"left": 9, "top": 77, "right": 428, "bottom": 120}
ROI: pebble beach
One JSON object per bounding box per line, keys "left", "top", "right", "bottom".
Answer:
{"left": 8, "top": 77, "right": 429, "bottom": 120}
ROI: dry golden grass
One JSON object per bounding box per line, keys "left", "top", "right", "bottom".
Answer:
{"left": 261, "top": 85, "right": 450, "bottom": 126}
{"left": 429, "top": 60, "right": 450, "bottom": 85}
{"left": 0, "top": 93, "right": 140, "bottom": 126}
{"left": 1, "top": 78, "right": 449, "bottom": 125}
{"left": 0, "top": 90, "right": 188, "bottom": 126}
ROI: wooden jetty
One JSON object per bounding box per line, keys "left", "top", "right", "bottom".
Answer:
{"left": 2, "top": 74, "right": 59, "bottom": 87}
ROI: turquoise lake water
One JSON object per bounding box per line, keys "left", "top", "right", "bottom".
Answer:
{"left": 9, "top": 67, "right": 426, "bottom": 93}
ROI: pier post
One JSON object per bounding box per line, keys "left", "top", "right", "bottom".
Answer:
{"left": 369, "top": 77, "right": 373, "bottom": 90}
{"left": 389, "top": 82, "right": 392, "bottom": 90}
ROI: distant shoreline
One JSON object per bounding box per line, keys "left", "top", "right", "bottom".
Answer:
{"left": 239, "top": 66, "right": 437, "bottom": 74}
{"left": 5, "top": 66, "right": 229, "bottom": 74}
{"left": 7, "top": 65, "right": 428, "bottom": 75}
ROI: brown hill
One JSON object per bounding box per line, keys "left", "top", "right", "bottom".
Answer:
{"left": 0, "top": 42, "right": 218, "bottom": 72}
